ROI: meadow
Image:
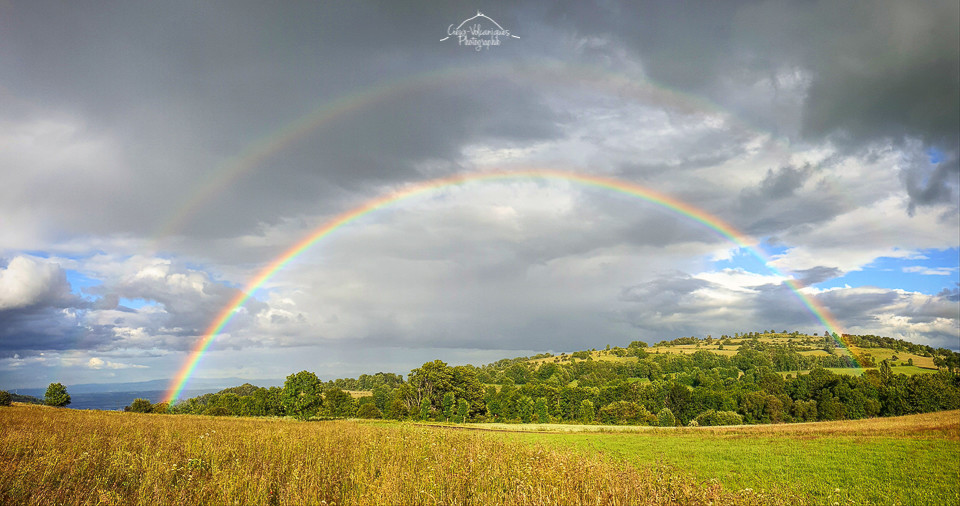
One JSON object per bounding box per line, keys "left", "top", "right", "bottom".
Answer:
{"left": 0, "top": 404, "right": 791, "bottom": 506}
{"left": 484, "top": 410, "right": 960, "bottom": 505}
{"left": 3, "top": 404, "right": 957, "bottom": 505}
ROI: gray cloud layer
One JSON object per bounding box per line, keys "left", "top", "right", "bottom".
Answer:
{"left": 0, "top": 2, "right": 957, "bottom": 384}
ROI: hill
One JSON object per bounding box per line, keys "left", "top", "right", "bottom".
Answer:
{"left": 168, "top": 330, "right": 960, "bottom": 428}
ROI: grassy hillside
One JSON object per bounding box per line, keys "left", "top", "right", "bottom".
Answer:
{"left": 549, "top": 331, "right": 941, "bottom": 378}
{"left": 0, "top": 404, "right": 790, "bottom": 505}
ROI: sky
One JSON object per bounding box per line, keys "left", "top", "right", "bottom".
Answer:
{"left": 1, "top": 0, "right": 958, "bottom": 390}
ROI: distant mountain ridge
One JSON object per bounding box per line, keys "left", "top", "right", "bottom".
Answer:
{"left": 8, "top": 377, "right": 283, "bottom": 398}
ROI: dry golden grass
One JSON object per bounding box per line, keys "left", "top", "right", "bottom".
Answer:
{"left": 0, "top": 404, "right": 795, "bottom": 505}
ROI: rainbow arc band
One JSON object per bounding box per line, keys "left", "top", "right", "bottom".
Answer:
{"left": 164, "top": 169, "right": 854, "bottom": 404}
{"left": 150, "top": 62, "right": 731, "bottom": 243}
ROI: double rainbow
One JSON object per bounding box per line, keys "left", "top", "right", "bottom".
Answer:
{"left": 163, "top": 169, "right": 852, "bottom": 404}
{"left": 150, "top": 61, "right": 732, "bottom": 243}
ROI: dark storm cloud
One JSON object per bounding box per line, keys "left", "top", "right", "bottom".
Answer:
{"left": 1, "top": 0, "right": 957, "bottom": 372}
{"left": 901, "top": 153, "right": 960, "bottom": 215}
{"left": 0, "top": 256, "right": 113, "bottom": 356}
{"left": 0, "top": 308, "right": 121, "bottom": 358}
{"left": 540, "top": 0, "right": 959, "bottom": 209}
{"left": 735, "top": 163, "right": 850, "bottom": 236}
{"left": 615, "top": 273, "right": 807, "bottom": 338}
{"left": 619, "top": 273, "right": 712, "bottom": 309}
{"left": 0, "top": 1, "right": 565, "bottom": 240}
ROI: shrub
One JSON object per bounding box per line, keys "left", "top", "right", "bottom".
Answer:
{"left": 357, "top": 403, "right": 382, "bottom": 419}
{"left": 203, "top": 406, "right": 232, "bottom": 416}
{"left": 125, "top": 398, "right": 154, "bottom": 413}
{"left": 694, "top": 409, "right": 743, "bottom": 426}
{"left": 657, "top": 408, "right": 675, "bottom": 427}
{"left": 598, "top": 401, "right": 650, "bottom": 425}
{"left": 0, "top": 390, "right": 11, "bottom": 406}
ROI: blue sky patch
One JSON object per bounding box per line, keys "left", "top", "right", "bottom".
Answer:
{"left": 816, "top": 248, "right": 959, "bottom": 294}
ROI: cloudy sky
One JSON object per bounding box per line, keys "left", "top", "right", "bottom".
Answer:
{"left": 1, "top": 1, "right": 957, "bottom": 389}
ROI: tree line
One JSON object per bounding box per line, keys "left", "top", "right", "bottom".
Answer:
{"left": 157, "top": 333, "right": 960, "bottom": 426}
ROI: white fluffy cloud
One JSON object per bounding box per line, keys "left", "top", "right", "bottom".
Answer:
{"left": 0, "top": 256, "right": 74, "bottom": 310}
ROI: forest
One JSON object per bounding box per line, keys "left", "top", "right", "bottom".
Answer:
{"left": 152, "top": 331, "right": 960, "bottom": 427}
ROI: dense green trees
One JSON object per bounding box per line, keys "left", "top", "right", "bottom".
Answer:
{"left": 0, "top": 390, "right": 11, "bottom": 406}
{"left": 281, "top": 371, "right": 324, "bottom": 420}
{"left": 166, "top": 332, "right": 959, "bottom": 429}
{"left": 44, "top": 383, "right": 70, "bottom": 407}
{"left": 324, "top": 388, "right": 356, "bottom": 418}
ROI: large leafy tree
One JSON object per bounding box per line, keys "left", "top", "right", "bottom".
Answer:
{"left": 450, "top": 366, "right": 486, "bottom": 416}
{"left": 408, "top": 360, "right": 454, "bottom": 409}
{"left": 44, "top": 382, "right": 71, "bottom": 407}
{"left": 281, "top": 371, "right": 323, "bottom": 420}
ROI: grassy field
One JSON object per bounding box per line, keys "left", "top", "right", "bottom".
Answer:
{"left": 777, "top": 366, "right": 941, "bottom": 378}
{"left": 483, "top": 411, "right": 960, "bottom": 506}
{"left": 0, "top": 404, "right": 790, "bottom": 506}
{"left": 3, "top": 404, "right": 955, "bottom": 505}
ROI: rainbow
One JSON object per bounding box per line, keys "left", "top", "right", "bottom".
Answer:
{"left": 150, "top": 61, "right": 732, "bottom": 243}
{"left": 164, "top": 169, "right": 853, "bottom": 404}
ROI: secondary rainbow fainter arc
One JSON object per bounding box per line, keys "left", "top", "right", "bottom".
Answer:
{"left": 149, "top": 61, "right": 735, "bottom": 244}
{"left": 164, "top": 169, "right": 856, "bottom": 405}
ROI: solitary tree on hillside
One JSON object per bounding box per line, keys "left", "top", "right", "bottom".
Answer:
{"left": 0, "top": 390, "right": 11, "bottom": 406}
{"left": 44, "top": 383, "right": 71, "bottom": 407}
